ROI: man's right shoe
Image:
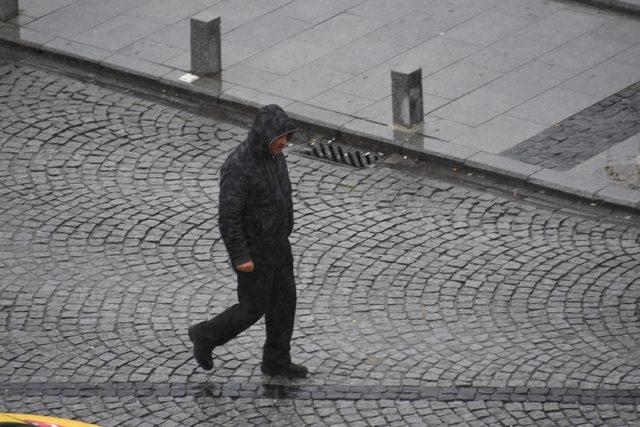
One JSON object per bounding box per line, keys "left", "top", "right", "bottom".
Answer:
{"left": 188, "top": 326, "right": 214, "bottom": 371}
{"left": 261, "top": 362, "right": 308, "bottom": 378}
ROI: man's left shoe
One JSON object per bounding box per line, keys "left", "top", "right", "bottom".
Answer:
{"left": 188, "top": 326, "right": 214, "bottom": 371}
{"left": 261, "top": 362, "right": 309, "bottom": 378}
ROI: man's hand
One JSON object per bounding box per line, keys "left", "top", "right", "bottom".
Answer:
{"left": 236, "top": 260, "right": 254, "bottom": 273}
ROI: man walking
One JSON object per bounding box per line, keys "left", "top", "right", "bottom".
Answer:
{"left": 188, "top": 104, "right": 308, "bottom": 378}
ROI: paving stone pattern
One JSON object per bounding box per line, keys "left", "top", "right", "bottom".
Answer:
{"left": 1, "top": 61, "right": 640, "bottom": 425}
{"left": 503, "top": 81, "right": 640, "bottom": 171}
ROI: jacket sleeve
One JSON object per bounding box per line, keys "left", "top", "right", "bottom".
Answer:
{"left": 218, "top": 164, "right": 251, "bottom": 267}
{"left": 283, "top": 161, "right": 294, "bottom": 236}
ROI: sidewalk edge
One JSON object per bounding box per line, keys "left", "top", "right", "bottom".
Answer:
{"left": 1, "top": 37, "right": 638, "bottom": 214}
{"left": 570, "top": 0, "right": 640, "bottom": 16}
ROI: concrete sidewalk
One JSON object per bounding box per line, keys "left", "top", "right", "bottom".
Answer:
{"left": 1, "top": 0, "right": 639, "bottom": 210}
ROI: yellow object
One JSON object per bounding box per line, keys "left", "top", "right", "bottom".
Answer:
{"left": 0, "top": 413, "right": 99, "bottom": 427}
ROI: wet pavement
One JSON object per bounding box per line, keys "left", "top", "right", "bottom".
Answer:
{"left": 1, "top": 54, "right": 640, "bottom": 425}
{"left": 0, "top": 0, "right": 640, "bottom": 210}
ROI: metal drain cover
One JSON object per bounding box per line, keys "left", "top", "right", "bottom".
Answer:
{"left": 297, "top": 138, "right": 384, "bottom": 168}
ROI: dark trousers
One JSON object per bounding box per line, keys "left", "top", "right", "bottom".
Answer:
{"left": 194, "top": 254, "right": 296, "bottom": 370}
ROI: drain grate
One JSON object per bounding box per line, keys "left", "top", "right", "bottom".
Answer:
{"left": 299, "top": 138, "right": 384, "bottom": 168}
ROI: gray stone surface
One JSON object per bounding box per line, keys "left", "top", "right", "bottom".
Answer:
{"left": 73, "top": 14, "right": 164, "bottom": 52}
{"left": 0, "top": 58, "right": 639, "bottom": 424}
{"left": 504, "top": 81, "right": 640, "bottom": 170}
{"left": 0, "top": 0, "right": 17, "bottom": 22}
{"left": 465, "top": 152, "right": 543, "bottom": 180}
{"left": 190, "top": 14, "right": 221, "bottom": 76}
{"left": 597, "top": 184, "right": 640, "bottom": 208}
{"left": 391, "top": 67, "right": 423, "bottom": 129}
{"left": 0, "top": 0, "right": 639, "bottom": 217}
{"left": 529, "top": 169, "right": 608, "bottom": 198}
{"left": 452, "top": 115, "right": 547, "bottom": 153}
{"left": 507, "top": 87, "right": 600, "bottom": 126}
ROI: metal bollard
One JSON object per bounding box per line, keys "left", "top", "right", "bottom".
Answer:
{"left": 0, "top": 0, "right": 18, "bottom": 22}
{"left": 391, "top": 66, "right": 423, "bottom": 130}
{"left": 190, "top": 14, "right": 221, "bottom": 76}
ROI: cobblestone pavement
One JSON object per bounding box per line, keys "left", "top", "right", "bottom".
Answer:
{"left": 503, "top": 80, "right": 640, "bottom": 171}
{"left": 1, "top": 59, "right": 640, "bottom": 426}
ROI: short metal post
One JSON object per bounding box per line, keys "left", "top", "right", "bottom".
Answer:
{"left": 391, "top": 66, "right": 423, "bottom": 129}
{"left": 0, "top": 0, "right": 18, "bottom": 22}
{"left": 190, "top": 14, "right": 221, "bottom": 76}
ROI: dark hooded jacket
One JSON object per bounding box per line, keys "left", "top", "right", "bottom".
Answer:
{"left": 218, "top": 105, "right": 297, "bottom": 268}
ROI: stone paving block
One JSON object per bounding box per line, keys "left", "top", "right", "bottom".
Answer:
{"left": 144, "top": 19, "right": 190, "bottom": 50}
{"left": 560, "top": 59, "right": 640, "bottom": 97}
{"left": 340, "top": 118, "right": 395, "bottom": 143}
{"left": 220, "top": 85, "right": 295, "bottom": 109}
{"left": 529, "top": 168, "right": 608, "bottom": 198}
{"left": 100, "top": 54, "right": 174, "bottom": 82}
{"left": 430, "top": 87, "right": 525, "bottom": 127}
{"left": 444, "top": 10, "right": 532, "bottom": 47}
{"left": 224, "top": 13, "right": 311, "bottom": 51}
{"left": 613, "top": 45, "right": 640, "bottom": 69}
{"left": 465, "top": 151, "right": 543, "bottom": 181}
{"left": 296, "top": 13, "right": 384, "bottom": 49}
{"left": 361, "top": 94, "right": 448, "bottom": 125}
{"left": 23, "top": 0, "right": 134, "bottom": 39}
{"left": 0, "top": 22, "right": 55, "bottom": 47}
{"left": 72, "top": 14, "right": 163, "bottom": 51}
{"left": 451, "top": 115, "right": 547, "bottom": 153}
{"left": 365, "top": 11, "right": 453, "bottom": 49}
{"left": 416, "top": 0, "right": 503, "bottom": 22}
{"left": 416, "top": 134, "right": 481, "bottom": 163}
{"left": 504, "top": 81, "right": 640, "bottom": 170}
{"left": 262, "top": 64, "right": 352, "bottom": 102}
{"left": 537, "top": 34, "right": 631, "bottom": 72}
{"left": 347, "top": 0, "right": 425, "bottom": 22}
{"left": 421, "top": 116, "right": 474, "bottom": 142}
{"left": 589, "top": 16, "right": 640, "bottom": 45}
{"left": 497, "top": 0, "right": 566, "bottom": 20}
{"left": 285, "top": 102, "right": 354, "bottom": 130}
{"left": 214, "top": 64, "right": 281, "bottom": 91}
{"left": 118, "top": 39, "right": 185, "bottom": 65}
{"left": 333, "top": 66, "right": 391, "bottom": 102}
{"left": 356, "top": 97, "right": 392, "bottom": 125}
{"left": 18, "top": 0, "right": 77, "bottom": 19}
{"left": 422, "top": 62, "right": 501, "bottom": 100}
{"left": 596, "top": 184, "right": 640, "bottom": 209}
{"left": 507, "top": 88, "right": 600, "bottom": 126}
{"left": 243, "top": 38, "right": 333, "bottom": 75}
{"left": 43, "top": 37, "right": 114, "bottom": 62}
{"left": 213, "top": 0, "right": 293, "bottom": 32}
{"left": 316, "top": 37, "right": 403, "bottom": 75}
{"left": 387, "top": 36, "right": 477, "bottom": 78}
{"left": 518, "top": 9, "right": 609, "bottom": 46}
{"left": 309, "top": 90, "right": 374, "bottom": 116}
{"left": 484, "top": 60, "right": 578, "bottom": 99}
{"left": 278, "top": 0, "right": 361, "bottom": 24}
{"left": 127, "top": 0, "right": 211, "bottom": 26}
{"left": 163, "top": 41, "right": 257, "bottom": 72}
{"left": 220, "top": 41, "right": 259, "bottom": 70}
{"left": 462, "top": 34, "right": 556, "bottom": 73}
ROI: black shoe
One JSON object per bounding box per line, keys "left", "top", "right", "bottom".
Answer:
{"left": 262, "top": 363, "right": 308, "bottom": 378}
{"left": 188, "top": 326, "right": 214, "bottom": 371}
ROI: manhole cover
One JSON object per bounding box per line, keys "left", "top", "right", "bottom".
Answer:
{"left": 294, "top": 137, "right": 385, "bottom": 168}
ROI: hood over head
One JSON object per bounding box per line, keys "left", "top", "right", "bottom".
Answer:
{"left": 247, "top": 104, "right": 297, "bottom": 157}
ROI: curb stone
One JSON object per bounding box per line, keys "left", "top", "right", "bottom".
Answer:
{"left": 572, "top": 0, "right": 640, "bottom": 16}
{"left": 0, "top": 34, "right": 638, "bottom": 214}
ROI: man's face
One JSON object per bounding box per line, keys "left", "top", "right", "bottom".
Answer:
{"left": 269, "top": 135, "right": 289, "bottom": 155}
